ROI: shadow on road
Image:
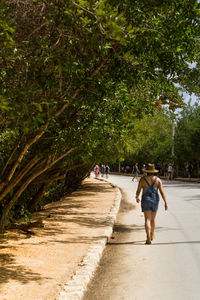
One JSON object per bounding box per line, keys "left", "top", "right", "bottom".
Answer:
{"left": 108, "top": 240, "right": 200, "bottom": 246}
{"left": 163, "top": 181, "right": 200, "bottom": 189}
{"left": 113, "top": 224, "right": 179, "bottom": 233}
{"left": 184, "top": 194, "right": 200, "bottom": 201}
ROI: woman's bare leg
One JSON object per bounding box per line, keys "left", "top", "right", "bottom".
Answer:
{"left": 144, "top": 211, "right": 152, "bottom": 243}
{"left": 150, "top": 211, "right": 157, "bottom": 240}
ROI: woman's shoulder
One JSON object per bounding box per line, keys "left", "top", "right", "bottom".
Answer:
{"left": 140, "top": 176, "right": 149, "bottom": 186}
{"left": 149, "top": 175, "right": 161, "bottom": 185}
{"left": 139, "top": 176, "right": 145, "bottom": 184}
{"left": 140, "top": 176, "right": 146, "bottom": 182}
{"left": 155, "top": 176, "right": 162, "bottom": 185}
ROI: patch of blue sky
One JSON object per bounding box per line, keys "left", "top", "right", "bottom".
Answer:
{"left": 182, "top": 91, "right": 199, "bottom": 105}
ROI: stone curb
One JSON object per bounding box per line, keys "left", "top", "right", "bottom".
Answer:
{"left": 57, "top": 181, "right": 122, "bottom": 300}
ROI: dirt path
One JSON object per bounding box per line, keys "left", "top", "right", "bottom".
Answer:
{"left": 0, "top": 178, "right": 118, "bottom": 300}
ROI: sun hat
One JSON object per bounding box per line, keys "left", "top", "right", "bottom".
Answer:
{"left": 142, "top": 163, "right": 158, "bottom": 174}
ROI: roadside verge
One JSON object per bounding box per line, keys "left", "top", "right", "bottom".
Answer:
{"left": 58, "top": 178, "right": 121, "bottom": 300}
{"left": 0, "top": 177, "right": 121, "bottom": 300}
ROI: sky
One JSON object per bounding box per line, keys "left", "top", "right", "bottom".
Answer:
{"left": 182, "top": 91, "right": 199, "bottom": 106}
{"left": 179, "top": 62, "right": 199, "bottom": 106}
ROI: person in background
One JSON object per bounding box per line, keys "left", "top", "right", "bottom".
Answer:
{"left": 100, "top": 164, "right": 105, "bottom": 177}
{"left": 125, "top": 165, "right": 131, "bottom": 173}
{"left": 94, "top": 165, "right": 100, "bottom": 178}
{"left": 164, "top": 164, "right": 168, "bottom": 179}
{"left": 167, "top": 164, "right": 173, "bottom": 180}
{"left": 135, "top": 163, "right": 168, "bottom": 244}
{"left": 105, "top": 164, "right": 110, "bottom": 178}
{"left": 132, "top": 162, "right": 140, "bottom": 182}
{"left": 186, "top": 162, "right": 193, "bottom": 179}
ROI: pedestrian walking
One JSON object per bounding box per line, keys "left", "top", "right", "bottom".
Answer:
{"left": 167, "top": 164, "right": 173, "bottom": 180}
{"left": 132, "top": 163, "right": 140, "bottom": 182}
{"left": 125, "top": 165, "right": 131, "bottom": 173}
{"left": 105, "top": 164, "right": 110, "bottom": 178}
{"left": 94, "top": 165, "right": 100, "bottom": 178}
{"left": 186, "top": 162, "right": 193, "bottom": 179}
{"left": 100, "top": 164, "right": 105, "bottom": 177}
{"left": 164, "top": 164, "right": 168, "bottom": 179}
{"left": 135, "top": 163, "right": 168, "bottom": 244}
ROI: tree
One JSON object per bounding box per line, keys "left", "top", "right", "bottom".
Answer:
{"left": 121, "top": 109, "right": 172, "bottom": 168}
{"left": 0, "top": 0, "right": 200, "bottom": 227}
{"left": 175, "top": 103, "right": 200, "bottom": 176}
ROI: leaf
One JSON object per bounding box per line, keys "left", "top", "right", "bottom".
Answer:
{"left": 32, "top": 103, "right": 43, "bottom": 112}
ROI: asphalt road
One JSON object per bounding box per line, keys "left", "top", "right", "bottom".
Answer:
{"left": 83, "top": 175, "right": 200, "bottom": 300}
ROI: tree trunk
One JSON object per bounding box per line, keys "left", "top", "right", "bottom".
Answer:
{"left": 0, "top": 148, "right": 75, "bottom": 228}
{"left": 1, "top": 139, "right": 21, "bottom": 176}
{"left": 0, "top": 156, "right": 40, "bottom": 203}
{"left": 28, "top": 184, "right": 48, "bottom": 212}
{"left": 0, "top": 129, "right": 47, "bottom": 193}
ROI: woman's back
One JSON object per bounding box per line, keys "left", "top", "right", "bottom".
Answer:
{"left": 141, "top": 176, "right": 159, "bottom": 204}
{"left": 140, "top": 175, "right": 160, "bottom": 188}
{"left": 135, "top": 163, "right": 168, "bottom": 244}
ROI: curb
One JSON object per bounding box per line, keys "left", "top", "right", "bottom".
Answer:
{"left": 57, "top": 182, "right": 122, "bottom": 300}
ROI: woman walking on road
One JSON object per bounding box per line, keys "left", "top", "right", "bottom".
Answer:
{"left": 132, "top": 162, "right": 140, "bottom": 182}
{"left": 135, "top": 164, "right": 168, "bottom": 244}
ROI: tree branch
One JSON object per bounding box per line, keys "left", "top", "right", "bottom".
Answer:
{"left": 6, "top": 124, "right": 48, "bottom": 184}
{"left": 0, "top": 147, "right": 76, "bottom": 226}
{"left": 55, "top": 56, "right": 109, "bottom": 118}
{"left": 1, "top": 138, "right": 21, "bottom": 177}
{"left": 0, "top": 156, "right": 40, "bottom": 202}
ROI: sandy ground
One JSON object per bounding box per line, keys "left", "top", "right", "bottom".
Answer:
{"left": 0, "top": 178, "right": 117, "bottom": 300}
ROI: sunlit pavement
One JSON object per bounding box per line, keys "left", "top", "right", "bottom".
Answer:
{"left": 84, "top": 174, "right": 200, "bottom": 300}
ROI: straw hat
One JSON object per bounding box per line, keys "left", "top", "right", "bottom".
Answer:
{"left": 142, "top": 163, "right": 158, "bottom": 174}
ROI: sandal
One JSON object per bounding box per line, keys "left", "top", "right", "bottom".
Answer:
{"left": 150, "top": 232, "right": 155, "bottom": 241}
{"left": 145, "top": 238, "right": 151, "bottom": 245}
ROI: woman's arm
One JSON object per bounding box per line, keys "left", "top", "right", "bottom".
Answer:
{"left": 158, "top": 179, "right": 168, "bottom": 210}
{"left": 135, "top": 178, "right": 143, "bottom": 203}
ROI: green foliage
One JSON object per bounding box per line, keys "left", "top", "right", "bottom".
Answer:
{"left": 13, "top": 204, "right": 33, "bottom": 224}
{"left": 175, "top": 103, "right": 200, "bottom": 175}
{"left": 122, "top": 109, "right": 173, "bottom": 166}
{"left": 0, "top": 0, "right": 200, "bottom": 226}
{"left": 121, "top": 103, "right": 200, "bottom": 177}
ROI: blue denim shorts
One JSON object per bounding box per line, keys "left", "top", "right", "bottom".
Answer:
{"left": 141, "top": 200, "right": 159, "bottom": 212}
